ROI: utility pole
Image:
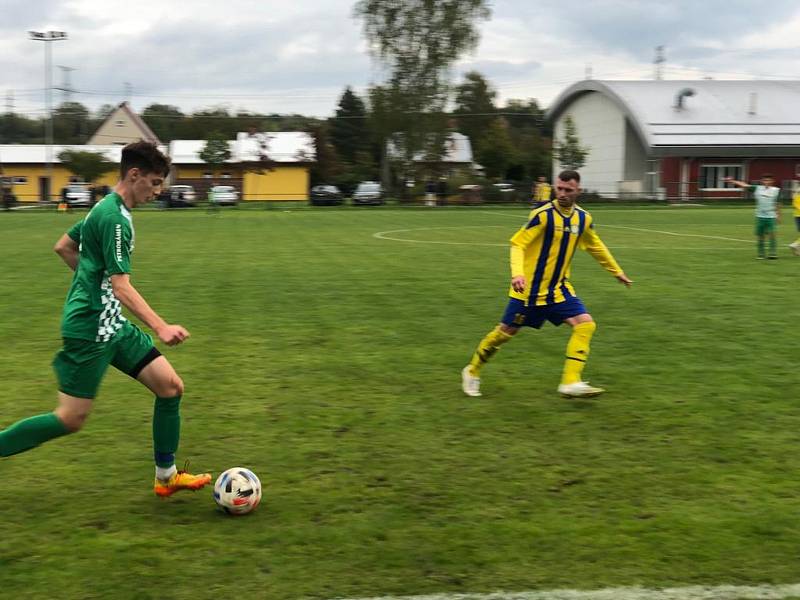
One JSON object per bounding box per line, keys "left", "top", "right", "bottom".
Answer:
{"left": 29, "top": 30, "right": 68, "bottom": 202}
{"left": 654, "top": 45, "right": 666, "bottom": 81}
{"left": 4, "top": 90, "right": 13, "bottom": 114}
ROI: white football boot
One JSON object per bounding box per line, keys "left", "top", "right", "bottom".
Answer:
{"left": 461, "top": 366, "right": 482, "bottom": 397}
{"left": 558, "top": 381, "right": 605, "bottom": 398}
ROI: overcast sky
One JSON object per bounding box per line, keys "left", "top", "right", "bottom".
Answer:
{"left": 2, "top": 0, "right": 799, "bottom": 119}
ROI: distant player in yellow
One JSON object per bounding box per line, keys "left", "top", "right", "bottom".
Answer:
{"left": 790, "top": 179, "right": 800, "bottom": 256}
{"left": 532, "top": 176, "right": 552, "bottom": 207}
{"left": 463, "top": 170, "right": 633, "bottom": 399}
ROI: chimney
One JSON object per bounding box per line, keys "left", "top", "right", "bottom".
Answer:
{"left": 748, "top": 92, "right": 758, "bottom": 115}
{"left": 674, "top": 87, "right": 696, "bottom": 110}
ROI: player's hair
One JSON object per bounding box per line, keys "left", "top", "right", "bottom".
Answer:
{"left": 120, "top": 141, "right": 170, "bottom": 179}
{"left": 760, "top": 173, "right": 774, "bottom": 180}
{"left": 557, "top": 169, "right": 581, "bottom": 183}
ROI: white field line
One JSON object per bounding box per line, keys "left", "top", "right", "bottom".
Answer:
{"left": 488, "top": 212, "right": 752, "bottom": 244}
{"left": 373, "top": 226, "right": 508, "bottom": 247}
{"left": 372, "top": 225, "right": 752, "bottom": 250}
{"left": 333, "top": 583, "right": 800, "bottom": 600}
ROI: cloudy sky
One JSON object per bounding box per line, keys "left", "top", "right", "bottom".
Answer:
{"left": 2, "top": 0, "right": 799, "bottom": 119}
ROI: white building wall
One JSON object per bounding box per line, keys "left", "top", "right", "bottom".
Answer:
{"left": 552, "top": 91, "right": 625, "bottom": 197}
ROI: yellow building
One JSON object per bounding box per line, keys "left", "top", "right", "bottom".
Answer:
{"left": 1, "top": 102, "right": 162, "bottom": 202}
{"left": 0, "top": 145, "right": 123, "bottom": 202}
{"left": 168, "top": 132, "right": 314, "bottom": 202}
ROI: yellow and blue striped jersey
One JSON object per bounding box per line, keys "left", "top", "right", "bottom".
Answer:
{"left": 509, "top": 201, "right": 622, "bottom": 306}
{"left": 533, "top": 182, "right": 552, "bottom": 203}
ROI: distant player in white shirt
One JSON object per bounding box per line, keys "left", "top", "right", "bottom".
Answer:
{"left": 724, "top": 174, "right": 781, "bottom": 259}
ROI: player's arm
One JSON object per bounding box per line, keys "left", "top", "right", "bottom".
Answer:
{"left": 580, "top": 221, "right": 632, "bottom": 287}
{"left": 110, "top": 275, "right": 188, "bottom": 346}
{"left": 722, "top": 176, "right": 751, "bottom": 189}
{"left": 509, "top": 213, "right": 545, "bottom": 292}
{"left": 54, "top": 219, "right": 84, "bottom": 271}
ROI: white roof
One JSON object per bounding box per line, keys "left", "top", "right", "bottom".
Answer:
{"left": 547, "top": 80, "right": 800, "bottom": 156}
{"left": 169, "top": 132, "right": 315, "bottom": 164}
{"left": 387, "top": 132, "right": 473, "bottom": 163}
{"left": 0, "top": 144, "right": 130, "bottom": 164}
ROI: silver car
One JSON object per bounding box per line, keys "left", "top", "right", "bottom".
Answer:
{"left": 352, "top": 181, "right": 384, "bottom": 205}
{"left": 210, "top": 185, "right": 239, "bottom": 206}
{"left": 64, "top": 183, "right": 92, "bottom": 207}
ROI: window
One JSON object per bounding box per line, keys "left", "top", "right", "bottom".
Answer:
{"left": 221, "top": 172, "right": 231, "bottom": 179}
{"left": 115, "top": 120, "right": 125, "bottom": 127}
{"left": 13, "top": 177, "right": 28, "bottom": 184}
{"left": 203, "top": 172, "right": 212, "bottom": 179}
{"left": 699, "top": 164, "right": 743, "bottom": 190}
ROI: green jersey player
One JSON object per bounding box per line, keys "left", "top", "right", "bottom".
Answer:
{"left": 0, "top": 141, "right": 211, "bottom": 497}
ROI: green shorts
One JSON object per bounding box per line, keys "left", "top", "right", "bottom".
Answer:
{"left": 52, "top": 321, "right": 160, "bottom": 399}
{"left": 755, "top": 217, "right": 777, "bottom": 236}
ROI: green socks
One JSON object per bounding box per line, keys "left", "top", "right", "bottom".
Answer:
{"left": 153, "top": 396, "right": 181, "bottom": 468}
{"left": 0, "top": 413, "right": 70, "bottom": 457}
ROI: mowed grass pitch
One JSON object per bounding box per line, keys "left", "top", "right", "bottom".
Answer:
{"left": 0, "top": 205, "right": 799, "bottom": 600}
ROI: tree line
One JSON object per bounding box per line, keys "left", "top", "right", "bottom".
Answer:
{"left": 0, "top": 71, "right": 556, "bottom": 194}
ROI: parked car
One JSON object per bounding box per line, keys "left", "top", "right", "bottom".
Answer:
{"left": 484, "top": 182, "right": 517, "bottom": 203}
{"left": 166, "top": 185, "right": 197, "bottom": 208}
{"left": 310, "top": 184, "right": 343, "bottom": 206}
{"left": 62, "top": 183, "right": 92, "bottom": 207}
{"left": 210, "top": 185, "right": 239, "bottom": 206}
{"left": 351, "top": 181, "right": 384, "bottom": 205}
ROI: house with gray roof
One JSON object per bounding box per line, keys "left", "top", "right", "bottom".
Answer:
{"left": 546, "top": 80, "right": 800, "bottom": 200}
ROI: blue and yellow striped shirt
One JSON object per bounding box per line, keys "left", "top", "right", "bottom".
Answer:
{"left": 509, "top": 201, "right": 622, "bottom": 306}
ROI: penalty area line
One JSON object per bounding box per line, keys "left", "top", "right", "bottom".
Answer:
{"left": 332, "top": 582, "right": 800, "bottom": 600}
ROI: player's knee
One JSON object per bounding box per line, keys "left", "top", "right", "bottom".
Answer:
{"left": 499, "top": 323, "right": 519, "bottom": 336}
{"left": 160, "top": 374, "right": 184, "bottom": 398}
{"left": 55, "top": 407, "right": 90, "bottom": 433}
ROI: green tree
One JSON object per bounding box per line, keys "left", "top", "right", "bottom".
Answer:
{"left": 330, "top": 87, "right": 369, "bottom": 163}
{"left": 309, "top": 123, "right": 341, "bottom": 186}
{"left": 502, "top": 98, "right": 546, "bottom": 134}
{"left": 453, "top": 71, "right": 496, "bottom": 148}
{"left": 553, "top": 114, "right": 589, "bottom": 171}
{"left": 475, "top": 117, "right": 516, "bottom": 180}
{"left": 141, "top": 103, "right": 185, "bottom": 142}
{"left": 57, "top": 149, "right": 114, "bottom": 183}
{"left": 500, "top": 99, "right": 551, "bottom": 181}
{"left": 354, "top": 0, "right": 490, "bottom": 189}
{"left": 198, "top": 131, "right": 232, "bottom": 177}
{"left": 0, "top": 113, "right": 42, "bottom": 143}
{"left": 52, "top": 102, "right": 91, "bottom": 144}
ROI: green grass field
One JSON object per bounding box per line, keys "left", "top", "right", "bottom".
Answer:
{"left": 1, "top": 205, "right": 799, "bottom": 600}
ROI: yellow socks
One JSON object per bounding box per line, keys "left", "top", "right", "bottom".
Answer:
{"left": 561, "top": 321, "right": 597, "bottom": 385}
{"left": 468, "top": 326, "right": 513, "bottom": 376}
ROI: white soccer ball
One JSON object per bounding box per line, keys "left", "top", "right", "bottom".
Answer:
{"left": 213, "top": 467, "right": 262, "bottom": 515}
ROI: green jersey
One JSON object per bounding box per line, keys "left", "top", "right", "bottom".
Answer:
{"left": 61, "top": 192, "right": 134, "bottom": 341}
{"left": 751, "top": 185, "right": 780, "bottom": 219}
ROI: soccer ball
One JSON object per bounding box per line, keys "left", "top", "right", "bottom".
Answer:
{"left": 213, "top": 467, "right": 262, "bottom": 515}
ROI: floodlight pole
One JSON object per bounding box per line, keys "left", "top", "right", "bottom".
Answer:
{"left": 29, "top": 30, "right": 67, "bottom": 202}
